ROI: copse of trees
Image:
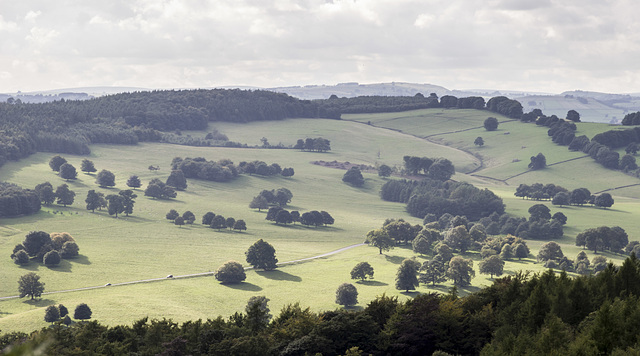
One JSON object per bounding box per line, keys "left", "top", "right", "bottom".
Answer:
{"left": 238, "top": 160, "right": 292, "bottom": 177}
{"left": 0, "top": 182, "right": 41, "bottom": 217}
{"left": 250, "top": 188, "right": 293, "bottom": 208}
{"left": 170, "top": 157, "right": 239, "bottom": 182}
{"left": 575, "top": 226, "right": 628, "bottom": 254}
{"left": 11, "top": 231, "right": 80, "bottom": 266}
{"left": 342, "top": 166, "right": 365, "bottom": 187}
{"left": 486, "top": 96, "right": 523, "bottom": 119}
{"left": 621, "top": 111, "right": 640, "bottom": 125}
{"left": 381, "top": 178, "right": 505, "bottom": 221}
{"left": 144, "top": 179, "right": 177, "bottom": 199}
{"left": 294, "top": 137, "right": 331, "bottom": 152}
{"left": 528, "top": 153, "right": 547, "bottom": 170}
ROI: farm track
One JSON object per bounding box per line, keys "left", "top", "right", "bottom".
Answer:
{"left": 0, "top": 243, "right": 367, "bottom": 301}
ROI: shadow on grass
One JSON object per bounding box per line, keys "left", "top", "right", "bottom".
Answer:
{"left": 384, "top": 255, "right": 405, "bottom": 264}
{"left": 23, "top": 298, "right": 56, "bottom": 306}
{"left": 357, "top": 280, "right": 388, "bottom": 287}
{"left": 71, "top": 255, "right": 91, "bottom": 265}
{"left": 47, "top": 260, "right": 72, "bottom": 273}
{"left": 256, "top": 270, "right": 302, "bottom": 282}
{"left": 222, "top": 282, "right": 262, "bottom": 292}
{"left": 427, "top": 284, "right": 451, "bottom": 293}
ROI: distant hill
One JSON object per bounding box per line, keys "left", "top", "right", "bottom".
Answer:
{"left": 269, "top": 82, "right": 451, "bottom": 99}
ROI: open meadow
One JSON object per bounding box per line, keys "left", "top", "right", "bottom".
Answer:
{"left": 1, "top": 112, "right": 639, "bottom": 332}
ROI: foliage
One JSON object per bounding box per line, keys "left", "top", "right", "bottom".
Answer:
{"left": 171, "top": 157, "right": 238, "bottom": 182}
{"left": 165, "top": 209, "right": 179, "bottom": 221}
{"left": 126, "top": 175, "right": 142, "bottom": 189}
{"left": 96, "top": 169, "right": 116, "bottom": 187}
{"left": 395, "top": 258, "right": 420, "bottom": 292}
{"left": 245, "top": 239, "right": 278, "bottom": 271}
{"left": 44, "top": 305, "right": 60, "bottom": 324}
{"left": 214, "top": 261, "right": 246, "bottom": 284}
{"left": 145, "top": 179, "right": 177, "bottom": 199}
{"left": 366, "top": 229, "right": 394, "bottom": 254}
{"left": 479, "top": 255, "right": 504, "bottom": 278}
{"left": 0, "top": 182, "right": 41, "bottom": 217}
{"left": 446, "top": 256, "right": 475, "bottom": 286}
{"left": 350, "top": 262, "right": 374, "bottom": 281}
{"left": 166, "top": 170, "right": 188, "bottom": 190}
{"left": 49, "top": 155, "right": 67, "bottom": 172}
{"left": 18, "top": 272, "right": 45, "bottom": 300}
{"left": 342, "top": 167, "right": 365, "bottom": 187}
{"left": 55, "top": 184, "right": 75, "bottom": 206}
{"left": 335, "top": 283, "right": 358, "bottom": 306}
{"left": 293, "top": 137, "right": 331, "bottom": 152}
{"left": 528, "top": 153, "right": 547, "bottom": 170}
{"left": 80, "top": 159, "right": 97, "bottom": 173}
{"left": 43, "top": 250, "right": 61, "bottom": 266}
{"left": 474, "top": 137, "right": 484, "bottom": 147}
{"left": 59, "top": 163, "right": 77, "bottom": 180}
{"left": 74, "top": 303, "right": 92, "bottom": 320}
{"left": 537, "top": 241, "right": 564, "bottom": 262}
{"left": 419, "top": 255, "right": 447, "bottom": 285}
{"left": 484, "top": 117, "right": 499, "bottom": 131}
{"left": 378, "top": 164, "right": 392, "bottom": 177}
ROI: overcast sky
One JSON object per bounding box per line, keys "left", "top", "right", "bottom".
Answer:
{"left": 1, "top": 0, "right": 639, "bottom": 94}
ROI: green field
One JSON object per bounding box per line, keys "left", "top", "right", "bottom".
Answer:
{"left": 1, "top": 112, "right": 637, "bottom": 332}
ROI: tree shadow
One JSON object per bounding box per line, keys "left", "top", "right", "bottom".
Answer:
{"left": 19, "top": 263, "right": 41, "bottom": 271}
{"left": 118, "top": 215, "right": 154, "bottom": 223}
{"left": 222, "top": 282, "right": 262, "bottom": 292}
{"left": 23, "top": 298, "right": 56, "bottom": 306}
{"left": 426, "top": 284, "right": 451, "bottom": 293}
{"left": 256, "top": 270, "right": 302, "bottom": 282}
{"left": 71, "top": 255, "right": 91, "bottom": 265}
{"left": 357, "top": 280, "right": 388, "bottom": 286}
{"left": 384, "top": 255, "right": 405, "bottom": 264}
{"left": 46, "top": 260, "right": 72, "bottom": 273}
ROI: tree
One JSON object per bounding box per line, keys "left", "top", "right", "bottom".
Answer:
{"left": 96, "top": 170, "right": 116, "bottom": 188}
{"left": 335, "top": 283, "right": 359, "bottom": 306}
{"left": 246, "top": 239, "right": 278, "bottom": 270}
{"left": 529, "top": 204, "right": 551, "bottom": 221}
{"left": 166, "top": 170, "right": 187, "bottom": 190}
{"left": 18, "top": 272, "right": 45, "bottom": 300}
{"left": 595, "top": 193, "right": 614, "bottom": 209}
{"left": 552, "top": 192, "right": 570, "bottom": 207}
{"left": 59, "top": 163, "right": 78, "bottom": 180}
{"left": 412, "top": 235, "right": 431, "bottom": 255}
{"left": 320, "top": 211, "right": 334, "bottom": 226}
{"left": 249, "top": 195, "right": 269, "bottom": 211}
{"left": 105, "top": 194, "right": 125, "bottom": 218}
{"left": 233, "top": 219, "right": 247, "bottom": 232}
{"left": 350, "top": 262, "right": 374, "bottom": 281}
{"left": 55, "top": 184, "right": 75, "bottom": 207}
{"left": 342, "top": 167, "right": 365, "bottom": 187}
{"left": 178, "top": 211, "right": 194, "bottom": 224}
{"left": 74, "top": 303, "right": 92, "bottom": 320}
{"left": 43, "top": 250, "right": 61, "bottom": 266}
{"left": 119, "top": 190, "right": 137, "bottom": 216}
{"left": 225, "top": 217, "right": 236, "bottom": 230}
{"left": 245, "top": 296, "right": 272, "bottom": 332}
{"left": 274, "top": 188, "right": 293, "bottom": 207}
{"left": 474, "top": 137, "right": 484, "bottom": 147}
{"left": 570, "top": 188, "right": 591, "bottom": 206}
{"left": 419, "top": 255, "right": 447, "bottom": 286}
{"left": 166, "top": 209, "right": 179, "bottom": 221}
{"left": 49, "top": 155, "right": 67, "bottom": 172}
{"left": 367, "top": 229, "right": 394, "bottom": 254}
{"left": 35, "top": 182, "right": 56, "bottom": 205}
{"left": 395, "top": 258, "right": 420, "bottom": 292}
{"left": 13, "top": 249, "right": 29, "bottom": 265}
{"left": 174, "top": 216, "right": 185, "bottom": 227}
{"left": 566, "top": 109, "right": 581, "bottom": 122}
{"left": 426, "top": 158, "right": 455, "bottom": 181}
{"left": 202, "top": 212, "right": 215, "bottom": 225}
{"left": 479, "top": 255, "right": 505, "bottom": 278}
{"left": 378, "top": 164, "right": 392, "bottom": 178}
{"left": 80, "top": 159, "right": 97, "bottom": 174}
{"left": 210, "top": 215, "right": 227, "bottom": 230}
{"left": 444, "top": 225, "right": 472, "bottom": 253}
{"left": 44, "top": 305, "right": 60, "bottom": 324}
{"left": 214, "top": 261, "right": 246, "bottom": 284}
{"left": 446, "top": 256, "right": 475, "bottom": 286}
{"left": 58, "top": 304, "right": 69, "bottom": 317}
{"left": 85, "top": 190, "right": 102, "bottom": 212}
{"left": 537, "top": 241, "right": 564, "bottom": 262}
{"left": 126, "top": 175, "right": 141, "bottom": 189}
{"left": 281, "top": 167, "right": 295, "bottom": 177}
{"left": 23, "top": 231, "right": 51, "bottom": 257}
{"left": 529, "top": 153, "right": 547, "bottom": 170}
{"left": 145, "top": 179, "right": 176, "bottom": 199}
{"left": 61, "top": 241, "right": 79, "bottom": 259}
{"left": 484, "top": 117, "right": 499, "bottom": 131}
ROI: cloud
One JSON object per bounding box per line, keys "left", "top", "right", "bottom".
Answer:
{"left": 0, "top": 0, "right": 638, "bottom": 93}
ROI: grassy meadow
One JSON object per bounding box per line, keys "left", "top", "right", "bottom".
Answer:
{"left": 1, "top": 111, "right": 639, "bottom": 332}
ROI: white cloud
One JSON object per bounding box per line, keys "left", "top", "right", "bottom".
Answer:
{"left": 0, "top": 0, "right": 639, "bottom": 93}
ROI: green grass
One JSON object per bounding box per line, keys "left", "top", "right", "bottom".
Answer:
{"left": 0, "top": 111, "right": 638, "bottom": 333}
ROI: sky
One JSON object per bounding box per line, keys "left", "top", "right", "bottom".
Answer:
{"left": 1, "top": 0, "right": 639, "bottom": 94}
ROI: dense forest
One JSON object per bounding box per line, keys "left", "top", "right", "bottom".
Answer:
{"left": 4, "top": 254, "right": 640, "bottom": 355}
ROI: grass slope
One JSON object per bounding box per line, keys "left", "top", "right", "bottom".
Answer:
{"left": 0, "top": 112, "right": 637, "bottom": 332}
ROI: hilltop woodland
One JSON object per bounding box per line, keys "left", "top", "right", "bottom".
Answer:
{"left": 4, "top": 89, "right": 640, "bottom": 354}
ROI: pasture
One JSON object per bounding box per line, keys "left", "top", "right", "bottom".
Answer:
{"left": 0, "top": 111, "right": 638, "bottom": 332}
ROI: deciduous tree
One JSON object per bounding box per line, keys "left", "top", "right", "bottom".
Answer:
{"left": 210, "top": 215, "right": 226, "bottom": 230}
{"left": 233, "top": 219, "right": 247, "bottom": 232}
{"left": 395, "top": 259, "right": 420, "bottom": 292}
{"left": 378, "top": 164, "right": 392, "bottom": 178}
{"left": 419, "top": 255, "right": 447, "bottom": 286}
{"left": 214, "top": 261, "right": 246, "bottom": 284}
{"left": 55, "top": 184, "right": 75, "bottom": 207}
{"left": 119, "top": 190, "right": 137, "bottom": 216}
{"left": 80, "top": 159, "right": 97, "bottom": 174}
{"left": 446, "top": 256, "right": 475, "bottom": 286}
{"left": 74, "top": 303, "right": 92, "bottom": 320}
{"left": 44, "top": 305, "right": 60, "bottom": 324}
{"left": 35, "top": 182, "right": 56, "bottom": 205}
{"left": 49, "top": 156, "right": 67, "bottom": 172}
{"left": 126, "top": 175, "right": 141, "bottom": 189}
{"left": 105, "top": 194, "right": 125, "bottom": 218}
{"left": 18, "top": 272, "right": 45, "bottom": 300}
{"left": 246, "top": 239, "right": 278, "bottom": 270}
{"left": 474, "top": 137, "right": 484, "bottom": 147}
{"left": 479, "top": 255, "right": 505, "bottom": 278}
{"left": 367, "top": 229, "right": 394, "bottom": 254}
{"left": 350, "top": 262, "right": 374, "bottom": 281}
{"left": 166, "top": 170, "right": 187, "bottom": 190}
{"left": 342, "top": 167, "right": 364, "bottom": 187}
{"left": 59, "top": 163, "right": 78, "bottom": 180}
{"left": 484, "top": 117, "right": 499, "bottom": 131}
{"left": 96, "top": 169, "right": 116, "bottom": 187}
{"left": 335, "top": 283, "right": 358, "bottom": 306}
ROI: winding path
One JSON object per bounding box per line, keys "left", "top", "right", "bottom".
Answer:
{"left": 0, "top": 243, "right": 367, "bottom": 301}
